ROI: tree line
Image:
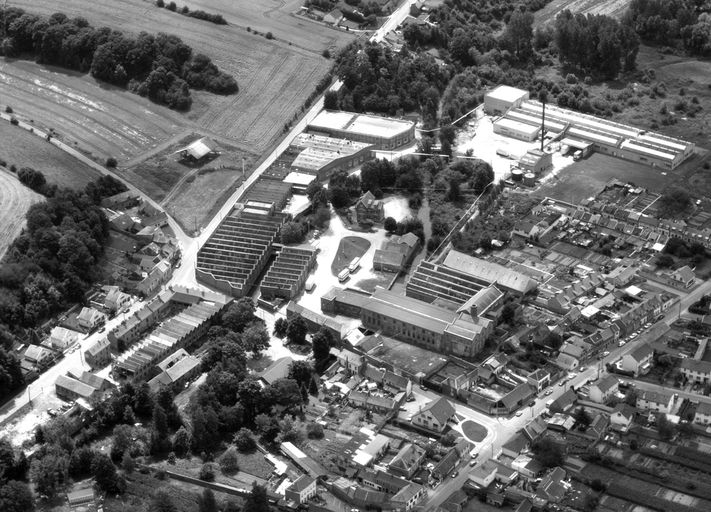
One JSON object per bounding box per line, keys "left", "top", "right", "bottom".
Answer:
{"left": 623, "top": 0, "right": 711, "bottom": 56}
{"left": 0, "top": 8, "right": 238, "bottom": 110}
{"left": 0, "top": 174, "right": 126, "bottom": 327}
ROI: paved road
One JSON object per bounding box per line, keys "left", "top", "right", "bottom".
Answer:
{"left": 0, "top": 299, "right": 145, "bottom": 428}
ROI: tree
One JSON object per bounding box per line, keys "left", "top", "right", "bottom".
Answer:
{"left": 280, "top": 222, "right": 305, "bottom": 244}
{"left": 150, "top": 488, "right": 178, "bottom": 512}
{"left": 153, "top": 405, "right": 169, "bottom": 436}
{"left": 17, "top": 168, "right": 47, "bottom": 194}
{"left": 286, "top": 316, "right": 308, "bottom": 345}
{"left": 121, "top": 451, "right": 135, "bottom": 473}
{"left": 658, "top": 187, "right": 692, "bottom": 217}
{"left": 624, "top": 388, "right": 638, "bottom": 406}
{"left": 288, "top": 360, "right": 314, "bottom": 389}
{"left": 68, "top": 446, "right": 96, "bottom": 479}
{"left": 234, "top": 428, "right": 257, "bottom": 453}
{"left": 384, "top": 217, "right": 397, "bottom": 233}
{"left": 172, "top": 427, "right": 191, "bottom": 457}
{"left": 273, "top": 318, "right": 288, "bottom": 338}
{"left": 29, "top": 448, "right": 69, "bottom": 499}
{"left": 502, "top": 10, "right": 534, "bottom": 61}
{"left": 219, "top": 446, "right": 240, "bottom": 474}
{"left": 198, "top": 488, "right": 218, "bottom": 512}
{"left": 306, "top": 422, "right": 324, "bottom": 439}
{"left": 243, "top": 483, "right": 270, "bottom": 512}
{"left": 91, "top": 453, "right": 125, "bottom": 494}
{"left": 656, "top": 253, "right": 674, "bottom": 268}
{"left": 199, "top": 463, "right": 215, "bottom": 482}
{"left": 324, "top": 90, "right": 338, "bottom": 109}
{"left": 440, "top": 431, "right": 458, "bottom": 447}
{"left": 531, "top": 438, "right": 565, "bottom": 468}
{"left": 241, "top": 323, "right": 270, "bottom": 358}
{"left": 222, "top": 298, "right": 256, "bottom": 332}
{"left": 574, "top": 407, "right": 592, "bottom": 428}
{"left": 0, "top": 481, "right": 34, "bottom": 512}
{"left": 501, "top": 303, "right": 516, "bottom": 325}
{"left": 656, "top": 413, "right": 674, "bottom": 440}
{"left": 312, "top": 328, "right": 334, "bottom": 366}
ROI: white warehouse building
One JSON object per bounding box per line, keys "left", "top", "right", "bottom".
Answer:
{"left": 484, "top": 85, "right": 530, "bottom": 116}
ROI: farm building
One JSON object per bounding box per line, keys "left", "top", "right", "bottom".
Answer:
{"left": 260, "top": 246, "right": 317, "bottom": 300}
{"left": 493, "top": 118, "right": 540, "bottom": 142}
{"left": 308, "top": 110, "right": 415, "bottom": 150}
{"left": 196, "top": 206, "right": 288, "bottom": 297}
{"left": 518, "top": 149, "right": 552, "bottom": 175}
{"left": 484, "top": 85, "right": 530, "bottom": 115}
{"left": 174, "top": 137, "right": 218, "bottom": 162}
{"left": 290, "top": 133, "right": 373, "bottom": 180}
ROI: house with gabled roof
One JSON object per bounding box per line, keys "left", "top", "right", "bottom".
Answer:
{"left": 680, "top": 358, "right": 711, "bottom": 384}
{"left": 502, "top": 432, "right": 529, "bottom": 458}
{"left": 693, "top": 401, "right": 711, "bottom": 425}
{"left": 76, "top": 307, "right": 106, "bottom": 332}
{"left": 536, "top": 467, "right": 568, "bottom": 504}
{"left": 610, "top": 403, "right": 635, "bottom": 431}
{"left": 355, "top": 191, "right": 384, "bottom": 224}
{"left": 588, "top": 375, "right": 619, "bottom": 404}
{"left": 411, "top": 397, "right": 456, "bottom": 433}
{"left": 388, "top": 443, "right": 426, "bottom": 479}
{"left": 523, "top": 416, "right": 547, "bottom": 442}
{"left": 621, "top": 343, "right": 653, "bottom": 376}
{"left": 636, "top": 389, "right": 674, "bottom": 413}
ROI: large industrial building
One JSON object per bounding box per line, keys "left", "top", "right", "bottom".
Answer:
{"left": 260, "top": 246, "right": 317, "bottom": 300}
{"left": 406, "top": 250, "right": 537, "bottom": 304}
{"left": 485, "top": 85, "right": 695, "bottom": 170}
{"left": 359, "top": 289, "right": 493, "bottom": 358}
{"left": 484, "top": 85, "right": 530, "bottom": 115}
{"left": 196, "top": 206, "right": 288, "bottom": 297}
{"left": 290, "top": 133, "right": 374, "bottom": 180}
{"left": 308, "top": 110, "right": 416, "bottom": 150}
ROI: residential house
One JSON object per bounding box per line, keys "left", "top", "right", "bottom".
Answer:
{"left": 432, "top": 449, "right": 459, "bottom": 480}
{"left": 388, "top": 443, "right": 426, "bottom": 479}
{"left": 502, "top": 432, "right": 529, "bottom": 458}
{"left": 468, "top": 460, "right": 497, "bottom": 488}
{"left": 104, "top": 286, "right": 131, "bottom": 312}
{"left": 391, "top": 483, "right": 426, "bottom": 511}
{"left": 76, "top": 307, "right": 105, "bottom": 332}
{"left": 354, "top": 191, "right": 384, "bottom": 224}
{"left": 515, "top": 500, "right": 533, "bottom": 512}
{"left": 84, "top": 338, "right": 111, "bottom": 369}
{"left": 636, "top": 389, "right": 674, "bottom": 413}
{"left": 511, "top": 454, "right": 544, "bottom": 479}
{"left": 411, "top": 397, "right": 456, "bottom": 433}
{"left": 587, "top": 413, "right": 609, "bottom": 439}
{"left": 622, "top": 343, "right": 654, "bottom": 376}
{"left": 523, "top": 417, "right": 547, "bottom": 442}
{"left": 588, "top": 375, "right": 619, "bottom": 404}
{"left": 47, "top": 326, "right": 78, "bottom": 350}
{"left": 680, "top": 359, "right": 711, "bottom": 384}
{"left": 693, "top": 401, "right": 711, "bottom": 425}
{"left": 554, "top": 353, "right": 579, "bottom": 371}
{"left": 536, "top": 467, "right": 568, "bottom": 504}
{"left": 330, "top": 347, "right": 363, "bottom": 373}
{"left": 66, "top": 369, "right": 116, "bottom": 394}
{"left": 24, "top": 344, "right": 55, "bottom": 369}
{"left": 322, "top": 8, "right": 343, "bottom": 25}
{"left": 669, "top": 265, "right": 696, "bottom": 289}
{"left": 549, "top": 389, "right": 577, "bottom": 414}
{"left": 136, "top": 260, "right": 173, "bottom": 297}
{"left": 285, "top": 475, "right": 317, "bottom": 505}
{"left": 527, "top": 369, "right": 550, "bottom": 393}
{"left": 147, "top": 349, "right": 201, "bottom": 392}
{"left": 610, "top": 403, "right": 635, "bottom": 431}
{"left": 348, "top": 391, "right": 397, "bottom": 415}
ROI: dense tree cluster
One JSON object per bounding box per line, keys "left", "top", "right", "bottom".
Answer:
{"left": 624, "top": 0, "right": 711, "bottom": 56}
{"left": 0, "top": 183, "right": 109, "bottom": 326}
{"left": 328, "top": 169, "right": 362, "bottom": 209}
{"left": 554, "top": 10, "right": 640, "bottom": 79}
{"left": 359, "top": 156, "right": 424, "bottom": 198}
{"left": 332, "top": 42, "right": 450, "bottom": 126}
{"left": 0, "top": 8, "right": 237, "bottom": 110}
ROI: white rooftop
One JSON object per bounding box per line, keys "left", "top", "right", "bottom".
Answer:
{"left": 310, "top": 110, "right": 413, "bottom": 138}
{"left": 283, "top": 171, "right": 317, "bottom": 186}
{"left": 486, "top": 85, "right": 529, "bottom": 103}
{"left": 494, "top": 117, "right": 540, "bottom": 136}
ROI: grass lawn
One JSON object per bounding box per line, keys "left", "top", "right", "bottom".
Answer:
{"left": 460, "top": 420, "right": 487, "bottom": 442}
{"left": 104, "top": 471, "right": 203, "bottom": 512}
{"left": 0, "top": 120, "right": 101, "bottom": 189}
{"left": 331, "top": 236, "right": 371, "bottom": 275}
{"left": 535, "top": 152, "right": 677, "bottom": 203}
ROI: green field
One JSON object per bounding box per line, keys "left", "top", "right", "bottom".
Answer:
{"left": 331, "top": 236, "right": 371, "bottom": 275}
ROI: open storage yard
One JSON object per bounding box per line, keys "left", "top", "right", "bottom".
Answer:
{"left": 0, "top": 119, "right": 102, "bottom": 188}
{"left": 10, "top": 0, "right": 353, "bottom": 156}
{"left": 0, "top": 169, "right": 42, "bottom": 260}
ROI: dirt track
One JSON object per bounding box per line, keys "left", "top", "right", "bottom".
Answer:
{"left": 0, "top": 169, "right": 42, "bottom": 260}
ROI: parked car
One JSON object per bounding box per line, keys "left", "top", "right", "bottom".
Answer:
{"left": 515, "top": 411, "right": 523, "bottom": 417}
{"left": 451, "top": 471, "right": 459, "bottom": 478}
{"left": 545, "top": 389, "right": 553, "bottom": 396}
{"left": 603, "top": 351, "right": 610, "bottom": 356}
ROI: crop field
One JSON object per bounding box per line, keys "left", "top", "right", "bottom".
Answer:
{"left": 534, "top": 0, "right": 630, "bottom": 26}
{"left": 0, "top": 169, "right": 42, "bottom": 260}
{"left": 0, "top": 120, "right": 102, "bottom": 188}
{"left": 0, "top": 60, "right": 189, "bottom": 164}
{"left": 12, "top": 0, "right": 353, "bottom": 155}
